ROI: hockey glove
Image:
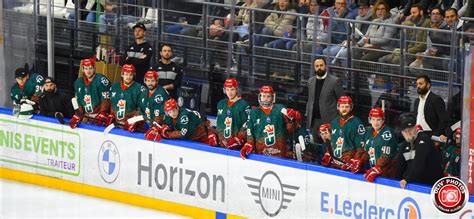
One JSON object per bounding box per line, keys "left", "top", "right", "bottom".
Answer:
{"left": 225, "top": 136, "right": 243, "bottom": 150}
{"left": 207, "top": 132, "right": 218, "bottom": 146}
{"left": 240, "top": 142, "right": 254, "bottom": 159}
{"left": 69, "top": 114, "right": 81, "bottom": 129}
{"left": 364, "top": 166, "right": 382, "bottom": 182}
{"left": 321, "top": 152, "right": 332, "bottom": 167}
{"left": 159, "top": 124, "right": 172, "bottom": 138}
{"left": 95, "top": 112, "right": 109, "bottom": 126}
{"left": 104, "top": 114, "right": 115, "bottom": 127}
{"left": 144, "top": 125, "right": 161, "bottom": 142}
{"left": 125, "top": 120, "right": 137, "bottom": 132}
{"left": 347, "top": 158, "right": 363, "bottom": 173}
{"left": 286, "top": 108, "right": 302, "bottom": 123}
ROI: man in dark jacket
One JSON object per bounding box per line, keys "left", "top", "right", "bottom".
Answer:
{"left": 398, "top": 114, "right": 443, "bottom": 189}
{"left": 39, "top": 77, "right": 75, "bottom": 118}
{"left": 125, "top": 23, "right": 153, "bottom": 84}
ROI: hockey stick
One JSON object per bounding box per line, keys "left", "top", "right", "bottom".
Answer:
{"left": 55, "top": 112, "right": 79, "bottom": 125}
{"left": 323, "top": 140, "right": 352, "bottom": 168}
{"left": 103, "top": 115, "right": 159, "bottom": 135}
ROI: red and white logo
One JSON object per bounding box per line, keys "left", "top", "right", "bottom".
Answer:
{"left": 431, "top": 177, "right": 468, "bottom": 214}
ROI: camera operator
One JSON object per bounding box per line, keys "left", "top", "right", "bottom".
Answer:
{"left": 398, "top": 114, "right": 443, "bottom": 189}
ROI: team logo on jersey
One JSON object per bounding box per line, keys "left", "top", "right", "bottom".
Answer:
{"left": 180, "top": 116, "right": 189, "bottom": 125}
{"left": 154, "top": 94, "right": 164, "bottom": 103}
{"left": 84, "top": 95, "right": 93, "bottom": 113}
{"left": 334, "top": 137, "right": 344, "bottom": 158}
{"left": 382, "top": 131, "right": 392, "bottom": 141}
{"left": 98, "top": 140, "right": 120, "bottom": 184}
{"left": 244, "top": 171, "right": 300, "bottom": 217}
{"left": 368, "top": 147, "right": 376, "bottom": 167}
{"left": 101, "top": 77, "right": 109, "bottom": 86}
{"left": 224, "top": 117, "right": 232, "bottom": 138}
{"left": 145, "top": 107, "right": 151, "bottom": 118}
{"left": 263, "top": 125, "right": 276, "bottom": 146}
{"left": 116, "top": 99, "right": 126, "bottom": 120}
{"left": 357, "top": 124, "right": 366, "bottom": 135}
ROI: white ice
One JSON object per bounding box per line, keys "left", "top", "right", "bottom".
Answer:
{"left": 0, "top": 179, "right": 190, "bottom": 219}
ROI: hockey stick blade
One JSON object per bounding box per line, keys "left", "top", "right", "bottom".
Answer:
{"left": 55, "top": 112, "right": 67, "bottom": 124}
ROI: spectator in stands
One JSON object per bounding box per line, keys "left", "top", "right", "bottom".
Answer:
{"left": 296, "top": 0, "right": 310, "bottom": 14}
{"left": 398, "top": 113, "right": 443, "bottom": 188}
{"left": 379, "top": 4, "right": 430, "bottom": 64}
{"left": 305, "top": 58, "right": 344, "bottom": 142}
{"left": 413, "top": 74, "right": 450, "bottom": 144}
{"left": 152, "top": 44, "right": 183, "bottom": 100}
{"left": 99, "top": 1, "right": 116, "bottom": 33}
{"left": 291, "top": 0, "right": 326, "bottom": 53}
{"left": 451, "top": 0, "right": 470, "bottom": 17}
{"left": 331, "top": 0, "right": 373, "bottom": 65}
{"left": 68, "top": 0, "right": 97, "bottom": 23}
{"left": 319, "top": 0, "right": 353, "bottom": 57}
{"left": 124, "top": 23, "right": 153, "bottom": 84}
{"left": 253, "top": 0, "right": 275, "bottom": 35}
{"left": 409, "top": 7, "right": 450, "bottom": 71}
{"left": 209, "top": 18, "right": 226, "bottom": 40}
{"left": 234, "top": 0, "right": 257, "bottom": 42}
{"left": 39, "top": 77, "right": 75, "bottom": 119}
{"left": 255, "top": 0, "right": 296, "bottom": 47}
{"left": 355, "top": 0, "right": 397, "bottom": 62}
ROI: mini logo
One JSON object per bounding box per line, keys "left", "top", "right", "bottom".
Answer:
{"left": 101, "top": 77, "right": 109, "bottom": 86}
{"left": 224, "top": 117, "right": 232, "bottom": 138}
{"left": 155, "top": 94, "right": 164, "bottom": 103}
{"left": 84, "top": 95, "right": 93, "bottom": 113}
{"left": 381, "top": 130, "right": 392, "bottom": 140}
{"left": 357, "top": 124, "right": 366, "bottom": 135}
{"left": 98, "top": 140, "right": 120, "bottom": 183}
{"left": 180, "top": 116, "right": 189, "bottom": 125}
{"left": 431, "top": 177, "right": 468, "bottom": 214}
{"left": 397, "top": 197, "right": 421, "bottom": 219}
{"left": 117, "top": 99, "right": 126, "bottom": 120}
{"left": 244, "top": 171, "right": 299, "bottom": 217}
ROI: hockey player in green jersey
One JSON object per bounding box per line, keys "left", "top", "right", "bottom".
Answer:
{"left": 324, "top": 96, "right": 366, "bottom": 171}
{"left": 139, "top": 70, "right": 170, "bottom": 127}
{"left": 106, "top": 64, "right": 146, "bottom": 132}
{"left": 240, "top": 85, "right": 297, "bottom": 159}
{"left": 216, "top": 78, "right": 250, "bottom": 149}
{"left": 11, "top": 63, "right": 45, "bottom": 118}
{"left": 70, "top": 58, "right": 111, "bottom": 128}
{"left": 359, "top": 108, "right": 399, "bottom": 182}
{"left": 154, "top": 98, "right": 218, "bottom": 145}
{"left": 441, "top": 128, "right": 461, "bottom": 177}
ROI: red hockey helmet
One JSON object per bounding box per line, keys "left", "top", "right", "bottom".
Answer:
{"left": 337, "top": 96, "right": 353, "bottom": 109}
{"left": 82, "top": 58, "right": 95, "bottom": 67}
{"left": 224, "top": 78, "right": 238, "bottom": 88}
{"left": 144, "top": 70, "right": 159, "bottom": 80}
{"left": 122, "top": 64, "right": 136, "bottom": 74}
{"left": 319, "top": 123, "right": 331, "bottom": 134}
{"left": 259, "top": 85, "right": 274, "bottom": 94}
{"left": 164, "top": 98, "right": 178, "bottom": 112}
{"left": 369, "top": 108, "right": 385, "bottom": 119}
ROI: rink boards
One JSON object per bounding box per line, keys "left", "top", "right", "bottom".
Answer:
{"left": 0, "top": 108, "right": 472, "bottom": 219}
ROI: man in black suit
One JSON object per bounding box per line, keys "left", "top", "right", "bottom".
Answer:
{"left": 306, "top": 58, "right": 345, "bottom": 139}
{"left": 413, "top": 74, "right": 450, "bottom": 143}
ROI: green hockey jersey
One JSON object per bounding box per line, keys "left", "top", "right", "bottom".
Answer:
{"left": 441, "top": 145, "right": 460, "bottom": 177}
{"left": 247, "top": 104, "right": 291, "bottom": 158}
{"left": 330, "top": 115, "right": 366, "bottom": 159}
{"left": 363, "top": 126, "right": 399, "bottom": 169}
{"left": 216, "top": 98, "right": 250, "bottom": 141}
{"left": 110, "top": 81, "right": 145, "bottom": 121}
{"left": 163, "top": 108, "right": 204, "bottom": 139}
{"left": 11, "top": 73, "right": 45, "bottom": 105}
{"left": 74, "top": 73, "right": 111, "bottom": 114}
{"left": 138, "top": 86, "right": 170, "bottom": 124}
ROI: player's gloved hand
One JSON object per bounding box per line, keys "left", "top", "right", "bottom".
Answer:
{"left": 207, "top": 132, "right": 218, "bottom": 146}
{"left": 95, "top": 112, "right": 109, "bottom": 126}
{"left": 159, "top": 124, "right": 172, "bottom": 138}
{"left": 225, "top": 136, "right": 243, "bottom": 150}
{"left": 69, "top": 114, "right": 81, "bottom": 129}
{"left": 105, "top": 114, "right": 115, "bottom": 127}
{"left": 125, "top": 120, "right": 137, "bottom": 132}
{"left": 286, "top": 108, "right": 302, "bottom": 123}
{"left": 20, "top": 98, "right": 36, "bottom": 106}
{"left": 144, "top": 125, "right": 161, "bottom": 141}
{"left": 347, "top": 158, "right": 363, "bottom": 173}
{"left": 364, "top": 166, "right": 382, "bottom": 182}
{"left": 240, "top": 142, "right": 254, "bottom": 159}
{"left": 321, "top": 152, "right": 332, "bottom": 167}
